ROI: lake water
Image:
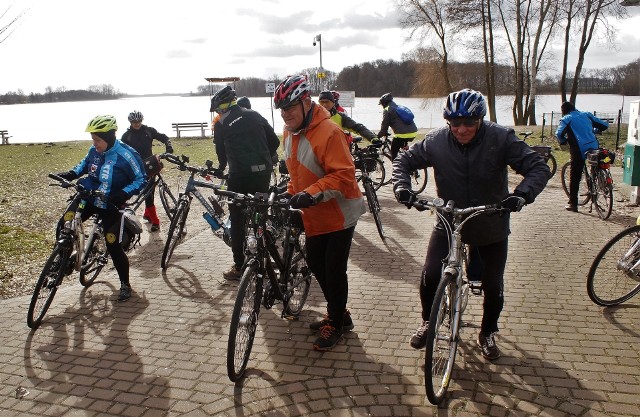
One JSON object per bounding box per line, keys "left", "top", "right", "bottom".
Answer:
{"left": 1, "top": 94, "right": 637, "bottom": 144}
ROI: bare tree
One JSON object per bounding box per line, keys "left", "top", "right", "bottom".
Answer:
{"left": 558, "top": 0, "right": 626, "bottom": 104}
{"left": 0, "top": 6, "right": 26, "bottom": 44}
{"left": 397, "top": 0, "right": 453, "bottom": 94}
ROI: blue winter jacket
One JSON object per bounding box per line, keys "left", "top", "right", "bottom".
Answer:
{"left": 70, "top": 140, "right": 146, "bottom": 209}
{"left": 555, "top": 110, "right": 608, "bottom": 160}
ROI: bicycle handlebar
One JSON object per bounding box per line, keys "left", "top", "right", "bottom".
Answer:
{"left": 161, "top": 153, "right": 226, "bottom": 179}
{"left": 214, "top": 188, "right": 292, "bottom": 210}
{"left": 412, "top": 197, "right": 505, "bottom": 217}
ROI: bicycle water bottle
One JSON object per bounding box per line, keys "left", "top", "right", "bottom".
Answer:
{"left": 203, "top": 212, "right": 221, "bottom": 231}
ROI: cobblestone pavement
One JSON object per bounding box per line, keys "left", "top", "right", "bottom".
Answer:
{"left": 1, "top": 168, "right": 639, "bottom": 416}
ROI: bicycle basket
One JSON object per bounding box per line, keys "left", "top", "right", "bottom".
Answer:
{"left": 531, "top": 145, "right": 551, "bottom": 163}
{"left": 354, "top": 156, "right": 378, "bottom": 172}
{"left": 143, "top": 155, "right": 163, "bottom": 179}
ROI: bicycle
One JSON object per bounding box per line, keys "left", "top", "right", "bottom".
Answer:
{"left": 378, "top": 134, "right": 428, "bottom": 194}
{"left": 411, "top": 197, "right": 507, "bottom": 405}
{"left": 518, "top": 131, "right": 557, "bottom": 178}
{"left": 587, "top": 216, "right": 640, "bottom": 306}
{"left": 560, "top": 148, "right": 614, "bottom": 220}
{"left": 27, "top": 174, "right": 142, "bottom": 329}
{"left": 160, "top": 154, "right": 229, "bottom": 269}
{"left": 352, "top": 137, "right": 385, "bottom": 240}
{"left": 128, "top": 153, "right": 178, "bottom": 221}
{"left": 215, "top": 187, "right": 313, "bottom": 382}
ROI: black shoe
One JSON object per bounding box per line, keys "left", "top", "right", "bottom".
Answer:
{"left": 150, "top": 223, "right": 160, "bottom": 232}
{"left": 313, "top": 324, "right": 343, "bottom": 351}
{"left": 565, "top": 204, "right": 578, "bottom": 212}
{"left": 477, "top": 332, "right": 501, "bottom": 360}
{"left": 409, "top": 320, "right": 429, "bottom": 349}
{"left": 118, "top": 284, "right": 132, "bottom": 302}
{"left": 309, "top": 310, "right": 354, "bottom": 332}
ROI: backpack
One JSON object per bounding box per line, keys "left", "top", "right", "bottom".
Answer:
{"left": 395, "top": 105, "right": 414, "bottom": 124}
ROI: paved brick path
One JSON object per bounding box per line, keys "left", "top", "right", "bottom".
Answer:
{"left": 1, "top": 169, "right": 639, "bottom": 416}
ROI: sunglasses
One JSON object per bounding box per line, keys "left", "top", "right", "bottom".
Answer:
{"left": 448, "top": 119, "right": 479, "bottom": 128}
{"left": 280, "top": 101, "right": 301, "bottom": 113}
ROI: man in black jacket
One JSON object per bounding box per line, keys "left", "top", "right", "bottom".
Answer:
{"left": 121, "top": 110, "right": 173, "bottom": 231}
{"left": 393, "top": 88, "right": 550, "bottom": 360}
{"left": 377, "top": 93, "right": 418, "bottom": 160}
{"left": 211, "top": 86, "right": 280, "bottom": 279}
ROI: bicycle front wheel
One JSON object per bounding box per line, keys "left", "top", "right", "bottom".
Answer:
{"left": 283, "top": 232, "right": 312, "bottom": 317}
{"left": 161, "top": 199, "right": 190, "bottom": 269}
{"left": 227, "top": 261, "right": 264, "bottom": 382}
{"left": 27, "top": 244, "right": 68, "bottom": 329}
{"left": 561, "top": 162, "right": 590, "bottom": 206}
{"left": 411, "top": 168, "right": 428, "bottom": 194}
{"left": 158, "top": 179, "right": 178, "bottom": 221}
{"left": 79, "top": 228, "right": 107, "bottom": 286}
{"left": 594, "top": 169, "right": 613, "bottom": 220}
{"left": 425, "top": 272, "right": 459, "bottom": 405}
{"left": 547, "top": 154, "right": 558, "bottom": 178}
{"left": 364, "top": 180, "right": 384, "bottom": 240}
{"left": 368, "top": 158, "right": 386, "bottom": 191}
{"left": 587, "top": 225, "right": 640, "bottom": 306}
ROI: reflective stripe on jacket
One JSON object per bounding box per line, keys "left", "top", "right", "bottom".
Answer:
{"left": 283, "top": 103, "right": 365, "bottom": 237}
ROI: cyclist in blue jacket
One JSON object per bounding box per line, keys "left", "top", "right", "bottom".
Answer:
{"left": 555, "top": 101, "right": 609, "bottom": 212}
{"left": 56, "top": 115, "right": 146, "bottom": 301}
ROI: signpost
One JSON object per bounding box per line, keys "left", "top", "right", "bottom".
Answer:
{"left": 266, "top": 82, "right": 276, "bottom": 127}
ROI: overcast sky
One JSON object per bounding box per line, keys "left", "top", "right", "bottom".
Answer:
{"left": 1, "top": 0, "right": 639, "bottom": 96}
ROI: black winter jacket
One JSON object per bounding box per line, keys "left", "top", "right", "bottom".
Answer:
{"left": 392, "top": 121, "right": 550, "bottom": 246}
{"left": 121, "top": 125, "right": 172, "bottom": 159}
{"left": 214, "top": 105, "right": 280, "bottom": 177}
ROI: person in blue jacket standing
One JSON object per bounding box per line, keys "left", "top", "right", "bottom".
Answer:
{"left": 56, "top": 115, "right": 146, "bottom": 301}
{"left": 555, "top": 102, "right": 609, "bottom": 212}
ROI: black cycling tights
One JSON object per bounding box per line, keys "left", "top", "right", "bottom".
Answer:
{"left": 420, "top": 227, "right": 508, "bottom": 335}
{"left": 391, "top": 138, "right": 411, "bottom": 161}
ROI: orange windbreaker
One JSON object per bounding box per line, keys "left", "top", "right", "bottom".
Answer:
{"left": 283, "top": 103, "right": 365, "bottom": 237}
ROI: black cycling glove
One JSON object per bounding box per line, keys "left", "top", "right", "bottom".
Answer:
{"left": 55, "top": 170, "right": 78, "bottom": 181}
{"left": 500, "top": 193, "right": 526, "bottom": 212}
{"left": 109, "top": 190, "right": 131, "bottom": 207}
{"left": 395, "top": 188, "right": 416, "bottom": 209}
{"left": 290, "top": 192, "right": 315, "bottom": 209}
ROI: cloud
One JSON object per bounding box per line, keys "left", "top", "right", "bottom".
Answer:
{"left": 166, "top": 49, "right": 192, "bottom": 59}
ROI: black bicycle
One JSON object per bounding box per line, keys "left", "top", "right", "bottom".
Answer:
{"left": 378, "top": 134, "right": 428, "bottom": 194}
{"left": 560, "top": 148, "right": 614, "bottom": 220}
{"left": 28, "top": 174, "right": 142, "bottom": 328}
{"left": 160, "top": 154, "right": 229, "bottom": 269}
{"left": 217, "top": 188, "right": 313, "bottom": 382}
{"left": 519, "top": 131, "right": 557, "bottom": 178}
{"left": 352, "top": 137, "right": 385, "bottom": 240}
{"left": 129, "top": 153, "right": 178, "bottom": 221}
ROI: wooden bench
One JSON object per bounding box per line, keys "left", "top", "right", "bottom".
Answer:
{"left": 0, "top": 130, "right": 10, "bottom": 145}
{"left": 171, "top": 122, "right": 207, "bottom": 138}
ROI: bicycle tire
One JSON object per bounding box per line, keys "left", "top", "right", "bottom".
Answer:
{"left": 411, "top": 168, "right": 428, "bottom": 194}
{"left": 587, "top": 225, "right": 640, "bottom": 306}
{"left": 561, "top": 162, "right": 590, "bottom": 206}
{"left": 381, "top": 152, "right": 394, "bottom": 186}
{"left": 27, "top": 244, "right": 68, "bottom": 329}
{"left": 158, "top": 179, "right": 178, "bottom": 221}
{"left": 364, "top": 180, "right": 384, "bottom": 240}
{"left": 367, "top": 158, "right": 386, "bottom": 191}
{"left": 594, "top": 169, "right": 613, "bottom": 220}
{"left": 547, "top": 154, "right": 558, "bottom": 179}
{"left": 425, "top": 272, "right": 459, "bottom": 405}
{"left": 161, "top": 199, "right": 190, "bottom": 269}
{"left": 79, "top": 226, "right": 107, "bottom": 287}
{"left": 227, "top": 261, "right": 263, "bottom": 382}
{"left": 283, "top": 232, "right": 312, "bottom": 317}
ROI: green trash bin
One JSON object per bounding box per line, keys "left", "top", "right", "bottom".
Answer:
{"left": 623, "top": 143, "right": 640, "bottom": 186}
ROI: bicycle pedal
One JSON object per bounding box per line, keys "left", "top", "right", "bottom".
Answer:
{"left": 469, "top": 281, "right": 483, "bottom": 295}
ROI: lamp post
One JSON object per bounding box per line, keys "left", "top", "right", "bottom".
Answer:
{"left": 313, "top": 34, "right": 325, "bottom": 89}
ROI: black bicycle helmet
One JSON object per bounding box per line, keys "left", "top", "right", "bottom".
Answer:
{"left": 128, "top": 111, "right": 143, "bottom": 122}
{"left": 379, "top": 93, "right": 393, "bottom": 106}
{"left": 210, "top": 86, "right": 237, "bottom": 112}
{"left": 443, "top": 88, "right": 487, "bottom": 119}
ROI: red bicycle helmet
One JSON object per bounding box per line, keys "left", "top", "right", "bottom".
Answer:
{"left": 274, "top": 75, "right": 310, "bottom": 109}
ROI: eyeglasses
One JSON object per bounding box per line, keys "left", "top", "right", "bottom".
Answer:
{"left": 280, "top": 101, "right": 301, "bottom": 113}
{"left": 448, "top": 119, "right": 479, "bottom": 128}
